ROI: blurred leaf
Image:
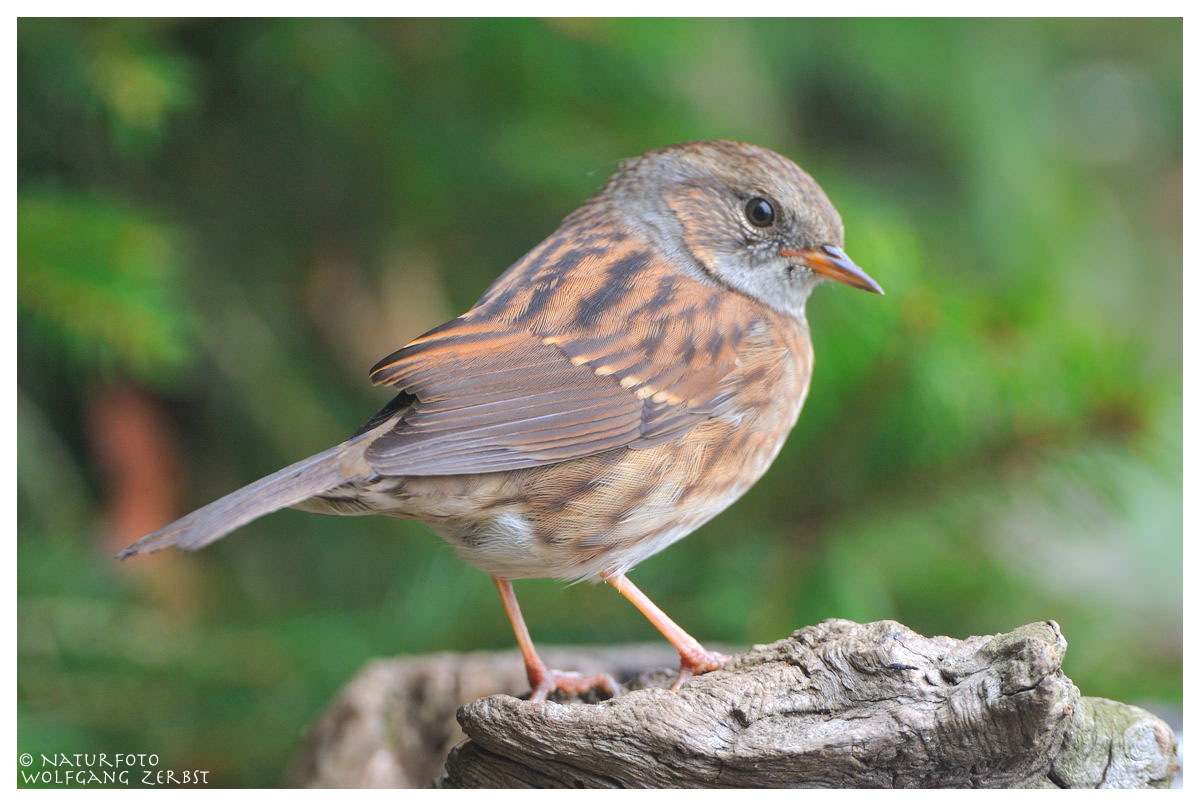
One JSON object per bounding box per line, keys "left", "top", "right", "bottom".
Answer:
{"left": 84, "top": 23, "right": 198, "bottom": 152}
{"left": 18, "top": 191, "right": 195, "bottom": 384}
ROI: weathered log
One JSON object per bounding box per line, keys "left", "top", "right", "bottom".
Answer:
{"left": 286, "top": 643, "right": 681, "bottom": 787}
{"left": 288, "top": 619, "right": 1178, "bottom": 788}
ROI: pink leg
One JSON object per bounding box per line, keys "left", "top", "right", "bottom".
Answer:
{"left": 493, "top": 577, "right": 618, "bottom": 703}
{"left": 604, "top": 573, "right": 729, "bottom": 690}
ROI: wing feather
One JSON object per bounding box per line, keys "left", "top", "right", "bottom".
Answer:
{"left": 361, "top": 244, "right": 760, "bottom": 476}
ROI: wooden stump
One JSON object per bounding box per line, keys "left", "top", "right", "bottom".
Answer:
{"left": 288, "top": 619, "right": 1178, "bottom": 788}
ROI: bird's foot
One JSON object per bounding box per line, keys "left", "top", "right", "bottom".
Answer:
{"left": 526, "top": 668, "right": 621, "bottom": 703}
{"left": 671, "top": 647, "right": 730, "bottom": 691}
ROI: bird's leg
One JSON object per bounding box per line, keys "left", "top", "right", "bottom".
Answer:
{"left": 492, "top": 577, "right": 619, "bottom": 703}
{"left": 603, "top": 573, "right": 729, "bottom": 690}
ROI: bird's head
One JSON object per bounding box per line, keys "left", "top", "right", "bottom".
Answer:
{"left": 606, "top": 140, "right": 883, "bottom": 318}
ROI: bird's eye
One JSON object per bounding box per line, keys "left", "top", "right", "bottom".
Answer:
{"left": 744, "top": 197, "right": 775, "bottom": 227}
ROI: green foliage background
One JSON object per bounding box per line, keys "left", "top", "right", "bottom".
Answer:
{"left": 18, "top": 18, "right": 1181, "bottom": 786}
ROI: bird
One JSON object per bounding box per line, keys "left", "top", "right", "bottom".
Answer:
{"left": 118, "top": 140, "right": 883, "bottom": 702}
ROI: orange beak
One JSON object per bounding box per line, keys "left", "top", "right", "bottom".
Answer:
{"left": 780, "top": 245, "right": 884, "bottom": 295}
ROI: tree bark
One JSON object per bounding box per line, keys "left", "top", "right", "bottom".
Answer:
{"left": 287, "top": 619, "right": 1178, "bottom": 788}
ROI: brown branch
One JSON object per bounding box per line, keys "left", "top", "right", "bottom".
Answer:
{"left": 288, "top": 620, "right": 1178, "bottom": 789}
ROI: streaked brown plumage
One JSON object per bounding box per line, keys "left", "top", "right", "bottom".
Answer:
{"left": 119, "top": 140, "right": 882, "bottom": 701}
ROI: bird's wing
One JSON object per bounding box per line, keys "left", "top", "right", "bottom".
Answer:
{"left": 363, "top": 249, "right": 756, "bottom": 476}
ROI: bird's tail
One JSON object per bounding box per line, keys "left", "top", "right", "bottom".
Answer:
{"left": 116, "top": 440, "right": 364, "bottom": 560}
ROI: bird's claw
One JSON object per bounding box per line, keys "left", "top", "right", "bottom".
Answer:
{"left": 527, "top": 669, "right": 621, "bottom": 703}
{"left": 671, "top": 648, "right": 730, "bottom": 691}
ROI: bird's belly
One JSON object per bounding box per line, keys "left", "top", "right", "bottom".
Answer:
{"left": 416, "top": 412, "right": 798, "bottom": 582}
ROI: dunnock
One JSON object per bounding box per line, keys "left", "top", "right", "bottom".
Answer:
{"left": 119, "top": 140, "right": 882, "bottom": 701}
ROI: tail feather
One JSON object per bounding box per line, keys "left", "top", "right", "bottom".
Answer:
{"left": 116, "top": 442, "right": 360, "bottom": 560}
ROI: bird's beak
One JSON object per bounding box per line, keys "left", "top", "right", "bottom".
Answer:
{"left": 780, "top": 245, "right": 884, "bottom": 295}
